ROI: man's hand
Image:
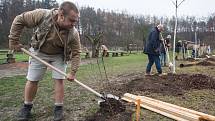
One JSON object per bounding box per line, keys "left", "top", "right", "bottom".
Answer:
{"left": 155, "top": 48, "right": 160, "bottom": 53}
{"left": 67, "top": 73, "right": 75, "bottom": 81}
{"left": 9, "top": 40, "right": 23, "bottom": 51}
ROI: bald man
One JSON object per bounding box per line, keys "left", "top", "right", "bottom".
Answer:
{"left": 144, "top": 24, "right": 166, "bottom": 76}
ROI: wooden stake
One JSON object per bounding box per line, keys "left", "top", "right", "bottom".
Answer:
{"left": 136, "top": 97, "right": 141, "bottom": 121}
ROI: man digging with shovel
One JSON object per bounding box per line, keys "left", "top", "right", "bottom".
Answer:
{"left": 8, "top": 2, "right": 81, "bottom": 121}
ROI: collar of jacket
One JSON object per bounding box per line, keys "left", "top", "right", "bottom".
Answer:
{"left": 155, "top": 26, "right": 160, "bottom": 32}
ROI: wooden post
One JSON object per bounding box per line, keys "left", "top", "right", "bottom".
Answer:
{"left": 136, "top": 97, "right": 141, "bottom": 121}
{"left": 85, "top": 52, "right": 90, "bottom": 58}
{"left": 121, "top": 52, "right": 124, "bottom": 56}
{"left": 116, "top": 52, "right": 118, "bottom": 57}
{"left": 6, "top": 53, "right": 15, "bottom": 63}
{"left": 106, "top": 52, "right": 109, "bottom": 57}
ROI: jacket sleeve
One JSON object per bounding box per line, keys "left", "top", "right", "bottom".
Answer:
{"left": 150, "top": 31, "right": 158, "bottom": 50}
{"left": 8, "top": 9, "right": 47, "bottom": 45}
{"left": 70, "top": 29, "right": 81, "bottom": 75}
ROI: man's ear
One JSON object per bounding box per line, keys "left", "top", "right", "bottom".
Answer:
{"left": 58, "top": 10, "right": 65, "bottom": 21}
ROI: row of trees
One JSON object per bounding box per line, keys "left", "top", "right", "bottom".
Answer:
{"left": 0, "top": 0, "right": 58, "bottom": 48}
{"left": 0, "top": 0, "right": 215, "bottom": 50}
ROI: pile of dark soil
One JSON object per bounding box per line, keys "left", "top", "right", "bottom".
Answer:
{"left": 180, "top": 59, "right": 215, "bottom": 67}
{"left": 85, "top": 99, "right": 133, "bottom": 121}
{"left": 196, "top": 60, "right": 215, "bottom": 66}
{"left": 99, "top": 98, "right": 126, "bottom": 114}
{"left": 205, "top": 57, "right": 215, "bottom": 62}
{"left": 109, "top": 74, "right": 215, "bottom": 96}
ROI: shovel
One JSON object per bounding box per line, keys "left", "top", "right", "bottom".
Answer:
{"left": 21, "top": 48, "right": 121, "bottom": 106}
{"left": 160, "top": 34, "right": 173, "bottom": 71}
{"left": 164, "top": 43, "right": 173, "bottom": 71}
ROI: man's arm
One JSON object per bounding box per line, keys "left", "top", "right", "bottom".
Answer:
{"left": 8, "top": 9, "right": 47, "bottom": 50}
{"left": 70, "top": 29, "right": 81, "bottom": 76}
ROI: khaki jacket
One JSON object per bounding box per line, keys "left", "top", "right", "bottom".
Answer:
{"left": 8, "top": 9, "right": 81, "bottom": 75}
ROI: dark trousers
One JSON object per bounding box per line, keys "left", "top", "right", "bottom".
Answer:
{"left": 146, "top": 54, "right": 162, "bottom": 74}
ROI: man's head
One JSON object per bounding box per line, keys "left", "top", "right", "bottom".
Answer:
{"left": 57, "top": 1, "right": 79, "bottom": 29}
{"left": 157, "top": 24, "right": 164, "bottom": 32}
{"left": 166, "top": 35, "right": 171, "bottom": 39}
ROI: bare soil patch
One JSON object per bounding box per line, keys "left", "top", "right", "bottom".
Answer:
{"left": 85, "top": 73, "right": 215, "bottom": 120}
{"left": 196, "top": 60, "right": 215, "bottom": 66}
{"left": 85, "top": 101, "right": 133, "bottom": 121}
{"left": 105, "top": 73, "right": 215, "bottom": 96}
{"left": 0, "top": 62, "right": 28, "bottom": 78}
{"left": 205, "top": 57, "right": 215, "bottom": 62}
{"left": 0, "top": 59, "right": 94, "bottom": 78}
{"left": 0, "top": 61, "right": 28, "bottom": 70}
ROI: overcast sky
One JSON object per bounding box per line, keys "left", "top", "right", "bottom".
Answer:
{"left": 57, "top": 0, "right": 215, "bottom": 18}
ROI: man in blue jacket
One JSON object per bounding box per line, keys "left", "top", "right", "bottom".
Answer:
{"left": 144, "top": 24, "right": 165, "bottom": 76}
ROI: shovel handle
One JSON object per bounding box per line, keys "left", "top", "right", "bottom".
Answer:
{"left": 21, "top": 48, "right": 103, "bottom": 98}
{"left": 160, "top": 33, "right": 171, "bottom": 63}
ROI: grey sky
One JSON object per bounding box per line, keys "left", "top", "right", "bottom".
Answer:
{"left": 58, "top": 0, "right": 215, "bottom": 17}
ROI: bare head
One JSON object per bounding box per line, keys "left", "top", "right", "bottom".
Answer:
{"left": 157, "top": 24, "right": 164, "bottom": 32}
{"left": 166, "top": 35, "right": 171, "bottom": 39}
{"left": 57, "top": 1, "right": 79, "bottom": 29}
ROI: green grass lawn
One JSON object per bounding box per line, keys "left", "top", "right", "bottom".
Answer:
{"left": 0, "top": 53, "right": 215, "bottom": 121}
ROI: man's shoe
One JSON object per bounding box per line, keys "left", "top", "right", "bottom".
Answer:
{"left": 54, "top": 106, "right": 64, "bottom": 121}
{"left": 17, "top": 104, "right": 32, "bottom": 121}
{"left": 158, "top": 73, "right": 167, "bottom": 76}
{"left": 145, "top": 72, "right": 154, "bottom": 76}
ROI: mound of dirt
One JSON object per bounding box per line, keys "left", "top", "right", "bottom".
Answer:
{"left": 180, "top": 59, "right": 215, "bottom": 68}
{"left": 205, "top": 57, "right": 215, "bottom": 62}
{"left": 99, "top": 98, "right": 126, "bottom": 115}
{"left": 106, "top": 73, "right": 215, "bottom": 96}
{"left": 196, "top": 61, "right": 215, "bottom": 66}
{"left": 85, "top": 100, "right": 133, "bottom": 121}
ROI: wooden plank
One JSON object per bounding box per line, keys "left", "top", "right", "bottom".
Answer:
{"left": 123, "top": 94, "right": 199, "bottom": 121}
{"left": 0, "top": 50, "right": 9, "bottom": 53}
{"left": 123, "top": 93, "right": 215, "bottom": 121}
{"left": 138, "top": 95, "right": 215, "bottom": 121}
{"left": 122, "top": 97, "right": 189, "bottom": 121}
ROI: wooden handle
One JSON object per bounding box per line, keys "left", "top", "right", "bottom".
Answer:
{"left": 160, "top": 33, "right": 171, "bottom": 64}
{"left": 21, "top": 48, "right": 103, "bottom": 98}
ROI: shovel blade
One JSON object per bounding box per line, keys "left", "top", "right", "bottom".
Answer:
{"left": 98, "top": 93, "right": 120, "bottom": 104}
{"left": 168, "top": 62, "right": 173, "bottom": 71}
